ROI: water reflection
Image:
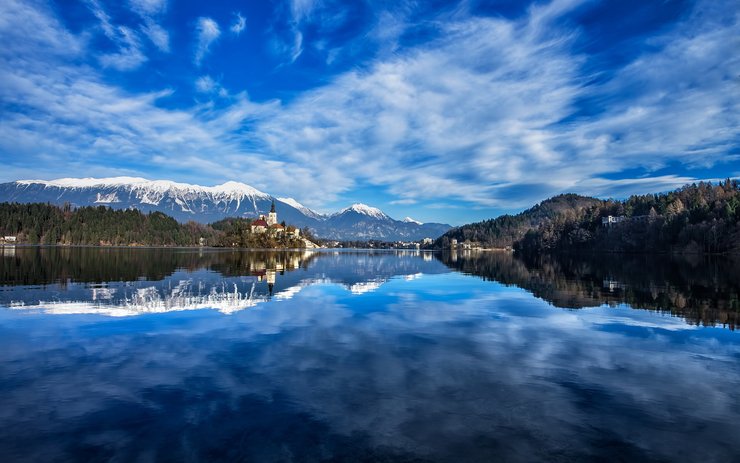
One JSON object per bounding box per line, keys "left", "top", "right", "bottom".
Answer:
{"left": 1, "top": 247, "right": 449, "bottom": 316}
{"left": 2, "top": 247, "right": 738, "bottom": 330}
{"left": 439, "top": 250, "right": 740, "bottom": 330}
{"left": 0, "top": 248, "right": 739, "bottom": 462}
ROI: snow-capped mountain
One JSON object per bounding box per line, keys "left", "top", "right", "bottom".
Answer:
{"left": 403, "top": 217, "right": 423, "bottom": 225}
{"left": 0, "top": 178, "right": 451, "bottom": 241}
{"left": 336, "top": 203, "right": 390, "bottom": 220}
{"left": 319, "top": 203, "right": 449, "bottom": 241}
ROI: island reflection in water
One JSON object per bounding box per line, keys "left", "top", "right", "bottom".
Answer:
{"left": 0, "top": 246, "right": 739, "bottom": 462}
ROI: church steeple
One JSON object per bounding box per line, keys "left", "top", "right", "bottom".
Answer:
{"left": 267, "top": 200, "right": 277, "bottom": 225}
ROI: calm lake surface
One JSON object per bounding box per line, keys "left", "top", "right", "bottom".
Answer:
{"left": 1, "top": 246, "right": 739, "bottom": 462}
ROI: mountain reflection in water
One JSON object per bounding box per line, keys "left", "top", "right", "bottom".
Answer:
{"left": 0, "top": 247, "right": 739, "bottom": 462}
{"left": 2, "top": 246, "right": 738, "bottom": 329}
{"left": 0, "top": 247, "right": 450, "bottom": 316}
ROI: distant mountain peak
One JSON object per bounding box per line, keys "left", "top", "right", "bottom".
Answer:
{"left": 340, "top": 203, "right": 389, "bottom": 220}
{"left": 214, "top": 180, "right": 269, "bottom": 197}
{"left": 403, "top": 216, "right": 423, "bottom": 225}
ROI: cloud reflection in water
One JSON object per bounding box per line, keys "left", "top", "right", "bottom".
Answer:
{"left": 1, "top": 267, "right": 739, "bottom": 462}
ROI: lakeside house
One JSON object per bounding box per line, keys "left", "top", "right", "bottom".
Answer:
{"left": 602, "top": 215, "right": 625, "bottom": 226}
{"left": 602, "top": 214, "right": 653, "bottom": 227}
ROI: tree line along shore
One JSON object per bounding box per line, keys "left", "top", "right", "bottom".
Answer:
{"left": 0, "top": 202, "right": 312, "bottom": 248}
{"left": 435, "top": 180, "right": 739, "bottom": 255}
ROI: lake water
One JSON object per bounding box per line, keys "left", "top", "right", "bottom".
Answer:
{"left": 1, "top": 247, "right": 739, "bottom": 462}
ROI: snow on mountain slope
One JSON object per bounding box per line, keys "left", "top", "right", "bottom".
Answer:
{"left": 277, "top": 197, "right": 325, "bottom": 220}
{"left": 7, "top": 177, "right": 275, "bottom": 222}
{"left": 404, "top": 217, "right": 423, "bottom": 225}
{"left": 337, "top": 203, "right": 389, "bottom": 220}
{"left": 0, "top": 177, "right": 452, "bottom": 240}
{"left": 17, "top": 177, "right": 269, "bottom": 198}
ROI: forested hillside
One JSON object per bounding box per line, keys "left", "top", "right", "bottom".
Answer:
{"left": 518, "top": 180, "right": 739, "bottom": 254}
{"left": 435, "top": 194, "right": 603, "bottom": 248}
{"left": 0, "top": 203, "right": 216, "bottom": 246}
{"left": 436, "top": 180, "right": 740, "bottom": 254}
{"left": 0, "top": 203, "right": 304, "bottom": 248}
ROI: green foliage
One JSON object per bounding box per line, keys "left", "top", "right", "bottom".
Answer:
{"left": 436, "top": 180, "right": 740, "bottom": 254}
{"left": 516, "top": 180, "right": 740, "bottom": 254}
{"left": 0, "top": 203, "right": 305, "bottom": 248}
{"left": 0, "top": 203, "right": 218, "bottom": 246}
{"left": 436, "top": 193, "right": 604, "bottom": 248}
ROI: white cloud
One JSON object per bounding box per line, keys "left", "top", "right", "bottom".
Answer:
{"left": 0, "top": 0, "right": 736, "bottom": 211}
{"left": 249, "top": 0, "right": 738, "bottom": 207}
{"left": 230, "top": 12, "right": 246, "bottom": 36}
{"left": 195, "top": 75, "right": 216, "bottom": 93}
{"left": 256, "top": 10, "right": 585, "bottom": 205}
{"left": 0, "top": 0, "right": 82, "bottom": 58}
{"left": 290, "top": 0, "right": 318, "bottom": 24}
{"left": 127, "top": 0, "right": 170, "bottom": 52}
{"left": 128, "top": 0, "right": 167, "bottom": 16}
{"left": 88, "top": 0, "right": 147, "bottom": 70}
{"left": 194, "top": 75, "right": 228, "bottom": 98}
{"left": 141, "top": 18, "right": 169, "bottom": 52}
{"left": 194, "top": 17, "right": 220, "bottom": 65}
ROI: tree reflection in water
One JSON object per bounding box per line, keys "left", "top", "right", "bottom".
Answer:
{"left": 438, "top": 250, "right": 740, "bottom": 330}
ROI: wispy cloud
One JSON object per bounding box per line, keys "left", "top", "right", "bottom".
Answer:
{"left": 195, "top": 75, "right": 228, "bottom": 98}
{"left": 88, "top": 0, "right": 147, "bottom": 70}
{"left": 128, "top": 0, "right": 167, "bottom": 16}
{"left": 0, "top": 0, "right": 736, "bottom": 215}
{"left": 230, "top": 12, "right": 246, "bottom": 36}
{"left": 194, "top": 17, "right": 220, "bottom": 65}
{"left": 390, "top": 199, "right": 417, "bottom": 205}
{"left": 252, "top": 0, "right": 739, "bottom": 207}
{"left": 128, "top": 0, "right": 170, "bottom": 52}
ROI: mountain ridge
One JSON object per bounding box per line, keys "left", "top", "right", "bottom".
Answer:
{"left": 0, "top": 177, "right": 451, "bottom": 241}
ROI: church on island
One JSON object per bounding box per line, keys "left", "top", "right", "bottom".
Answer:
{"left": 250, "top": 201, "right": 301, "bottom": 238}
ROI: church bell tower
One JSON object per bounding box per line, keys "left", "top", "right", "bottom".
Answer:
{"left": 267, "top": 201, "right": 277, "bottom": 226}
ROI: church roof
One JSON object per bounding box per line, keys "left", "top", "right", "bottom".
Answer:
{"left": 270, "top": 223, "right": 284, "bottom": 229}
{"left": 252, "top": 219, "right": 268, "bottom": 227}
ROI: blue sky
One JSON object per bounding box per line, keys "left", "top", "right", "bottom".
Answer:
{"left": 0, "top": 0, "right": 737, "bottom": 224}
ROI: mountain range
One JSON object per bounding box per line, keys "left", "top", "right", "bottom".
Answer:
{"left": 0, "top": 178, "right": 451, "bottom": 241}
